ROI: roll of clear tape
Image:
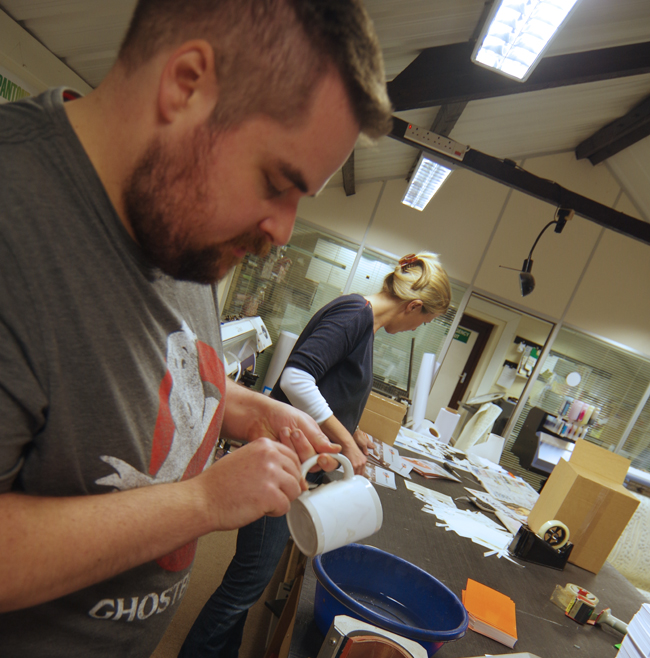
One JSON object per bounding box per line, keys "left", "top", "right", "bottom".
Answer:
{"left": 537, "top": 519, "right": 570, "bottom": 549}
{"left": 550, "top": 583, "right": 599, "bottom": 624}
{"left": 566, "top": 583, "right": 598, "bottom": 606}
{"left": 565, "top": 584, "right": 598, "bottom": 624}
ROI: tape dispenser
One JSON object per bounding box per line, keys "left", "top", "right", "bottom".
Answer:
{"left": 508, "top": 520, "right": 573, "bottom": 569}
{"left": 551, "top": 583, "right": 598, "bottom": 624}
{"left": 550, "top": 584, "right": 628, "bottom": 633}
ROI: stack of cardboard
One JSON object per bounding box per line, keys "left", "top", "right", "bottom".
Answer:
{"left": 527, "top": 440, "right": 639, "bottom": 574}
{"left": 359, "top": 392, "right": 407, "bottom": 446}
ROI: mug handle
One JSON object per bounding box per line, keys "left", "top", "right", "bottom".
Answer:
{"left": 300, "top": 453, "right": 354, "bottom": 480}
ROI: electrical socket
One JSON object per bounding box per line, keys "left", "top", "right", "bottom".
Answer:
{"left": 404, "top": 124, "right": 469, "bottom": 161}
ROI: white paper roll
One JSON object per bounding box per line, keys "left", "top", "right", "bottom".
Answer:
{"left": 433, "top": 407, "right": 461, "bottom": 444}
{"left": 411, "top": 353, "right": 437, "bottom": 433}
{"left": 261, "top": 331, "right": 298, "bottom": 395}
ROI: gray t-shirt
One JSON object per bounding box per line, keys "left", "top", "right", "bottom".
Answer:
{"left": 0, "top": 89, "right": 227, "bottom": 657}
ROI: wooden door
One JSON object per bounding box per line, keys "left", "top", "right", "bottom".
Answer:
{"left": 448, "top": 314, "right": 494, "bottom": 409}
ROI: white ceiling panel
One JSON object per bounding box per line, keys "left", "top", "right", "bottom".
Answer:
{"left": 452, "top": 74, "right": 650, "bottom": 160}
{"left": 548, "top": 0, "right": 650, "bottom": 54}
{"left": 1, "top": 0, "right": 134, "bottom": 86}
{"left": 607, "top": 138, "right": 650, "bottom": 223}
{"left": 365, "top": 0, "right": 485, "bottom": 78}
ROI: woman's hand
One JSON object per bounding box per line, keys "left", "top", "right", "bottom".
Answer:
{"left": 352, "top": 429, "right": 374, "bottom": 456}
{"left": 319, "top": 416, "right": 367, "bottom": 475}
{"left": 339, "top": 440, "right": 367, "bottom": 475}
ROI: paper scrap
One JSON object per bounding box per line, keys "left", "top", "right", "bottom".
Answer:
{"left": 469, "top": 466, "right": 539, "bottom": 512}
{"left": 405, "top": 480, "right": 455, "bottom": 507}
{"left": 465, "top": 488, "right": 527, "bottom": 534}
{"left": 466, "top": 452, "right": 508, "bottom": 474}
{"left": 368, "top": 441, "right": 400, "bottom": 469}
{"left": 390, "top": 458, "right": 413, "bottom": 478}
{"left": 395, "top": 428, "right": 462, "bottom": 462}
{"left": 421, "top": 504, "right": 513, "bottom": 553}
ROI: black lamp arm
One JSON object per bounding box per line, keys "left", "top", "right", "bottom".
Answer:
{"left": 527, "top": 220, "right": 558, "bottom": 262}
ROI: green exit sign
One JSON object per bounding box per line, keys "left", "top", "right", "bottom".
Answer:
{"left": 453, "top": 328, "right": 471, "bottom": 343}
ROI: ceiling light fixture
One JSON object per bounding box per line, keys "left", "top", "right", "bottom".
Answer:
{"left": 402, "top": 153, "right": 453, "bottom": 211}
{"left": 401, "top": 126, "right": 469, "bottom": 211}
{"left": 500, "top": 207, "right": 574, "bottom": 296}
{"left": 471, "top": 0, "right": 582, "bottom": 82}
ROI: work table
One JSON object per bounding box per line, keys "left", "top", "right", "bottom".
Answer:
{"left": 288, "top": 449, "right": 647, "bottom": 657}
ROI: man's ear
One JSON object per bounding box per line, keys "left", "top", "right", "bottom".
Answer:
{"left": 158, "top": 40, "right": 218, "bottom": 125}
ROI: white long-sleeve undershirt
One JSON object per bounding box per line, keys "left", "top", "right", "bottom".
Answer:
{"left": 279, "top": 367, "right": 333, "bottom": 425}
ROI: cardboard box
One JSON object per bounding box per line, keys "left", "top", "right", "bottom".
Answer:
{"left": 527, "top": 440, "right": 639, "bottom": 574}
{"left": 359, "top": 392, "right": 407, "bottom": 446}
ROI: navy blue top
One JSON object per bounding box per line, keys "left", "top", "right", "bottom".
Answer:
{"left": 271, "top": 294, "right": 374, "bottom": 434}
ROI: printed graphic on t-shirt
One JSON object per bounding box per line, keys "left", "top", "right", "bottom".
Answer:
{"left": 95, "top": 321, "right": 225, "bottom": 573}
{"left": 87, "top": 573, "right": 191, "bottom": 623}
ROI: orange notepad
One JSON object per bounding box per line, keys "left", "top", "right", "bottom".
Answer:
{"left": 462, "top": 578, "right": 518, "bottom": 648}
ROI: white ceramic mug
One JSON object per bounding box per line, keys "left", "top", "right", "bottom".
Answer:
{"left": 287, "top": 453, "right": 383, "bottom": 557}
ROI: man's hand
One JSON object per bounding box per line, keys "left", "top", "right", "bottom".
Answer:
{"left": 352, "top": 429, "right": 374, "bottom": 456}
{"left": 221, "top": 380, "right": 341, "bottom": 471}
{"left": 0, "top": 437, "right": 308, "bottom": 612}
{"left": 198, "top": 438, "right": 307, "bottom": 530}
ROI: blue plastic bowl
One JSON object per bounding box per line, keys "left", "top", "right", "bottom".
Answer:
{"left": 312, "top": 544, "right": 468, "bottom": 656}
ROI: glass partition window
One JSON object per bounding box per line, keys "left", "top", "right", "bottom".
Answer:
{"left": 222, "top": 220, "right": 360, "bottom": 390}
{"left": 620, "top": 394, "right": 650, "bottom": 471}
{"left": 529, "top": 327, "right": 650, "bottom": 450}
{"left": 221, "top": 227, "right": 466, "bottom": 396}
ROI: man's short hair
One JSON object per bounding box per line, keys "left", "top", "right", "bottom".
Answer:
{"left": 118, "top": 0, "right": 392, "bottom": 138}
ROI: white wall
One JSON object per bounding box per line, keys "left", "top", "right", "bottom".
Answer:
{"left": 566, "top": 192, "right": 650, "bottom": 355}
{"left": 368, "top": 173, "right": 511, "bottom": 285}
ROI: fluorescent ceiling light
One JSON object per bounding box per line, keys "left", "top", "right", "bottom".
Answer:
{"left": 471, "top": 0, "right": 581, "bottom": 81}
{"left": 402, "top": 154, "right": 453, "bottom": 211}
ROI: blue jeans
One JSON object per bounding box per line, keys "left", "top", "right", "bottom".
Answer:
{"left": 178, "top": 514, "right": 290, "bottom": 658}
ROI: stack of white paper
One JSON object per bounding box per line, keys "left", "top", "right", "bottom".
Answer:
{"left": 469, "top": 466, "right": 539, "bottom": 514}
{"left": 618, "top": 604, "right": 650, "bottom": 657}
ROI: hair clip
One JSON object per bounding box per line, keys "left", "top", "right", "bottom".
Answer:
{"left": 399, "top": 254, "right": 418, "bottom": 271}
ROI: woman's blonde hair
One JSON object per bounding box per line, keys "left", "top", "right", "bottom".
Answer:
{"left": 382, "top": 252, "right": 451, "bottom": 316}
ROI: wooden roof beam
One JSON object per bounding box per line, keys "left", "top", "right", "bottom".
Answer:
{"left": 575, "top": 94, "right": 650, "bottom": 165}
{"left": 387, "top": 41, "right": 650, "bottom": 112}
{"left": 406, "top": 101, "right": 468, "bottom": 181}
{"left": 391, "top": 116, "right": 650, "bottom": 246}
{"left": 342, "top": 151, "right": 355, "bottom": 196}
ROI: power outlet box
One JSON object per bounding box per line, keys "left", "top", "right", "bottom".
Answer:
{"left": 404, "top": 123, "right": 469, "bottom": 161}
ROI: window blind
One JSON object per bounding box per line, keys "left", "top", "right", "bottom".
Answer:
{"left": 512, "top": 326, "right": 650, "bottom": 468}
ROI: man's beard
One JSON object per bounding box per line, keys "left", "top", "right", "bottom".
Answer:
{"left": 123, "top": 127, "right": 270, "bottom": 284}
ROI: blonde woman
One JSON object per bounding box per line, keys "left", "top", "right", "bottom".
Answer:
{"left": 274, "top": 252, "right": 451, "bottom": 472}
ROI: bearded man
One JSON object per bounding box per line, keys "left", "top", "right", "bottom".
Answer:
{"left": 0, "top": 1, "right": 391, "bottom": 655}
